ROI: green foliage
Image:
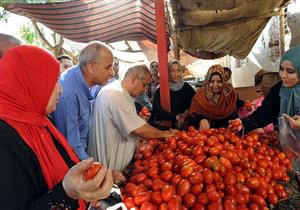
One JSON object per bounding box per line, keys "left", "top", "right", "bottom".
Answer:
{"left": 19, "top": 23, "right": 41, "bottom": 45}
{"left": 0, "top": 7, "right": 10, "bottom": 23}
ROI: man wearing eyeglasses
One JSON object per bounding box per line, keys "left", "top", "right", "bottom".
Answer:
{"left": 52, "top": 41, "right": 115, "bottom": 160}
{"left": 88, "top": 64, "right": 174, "bottom": 185}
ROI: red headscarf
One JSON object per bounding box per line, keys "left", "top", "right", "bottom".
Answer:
{"left": 0, "top": 46, "right": 84, "bottom": 208}
{"left": 188, "top": 65, "right": 237, "bottom": 120}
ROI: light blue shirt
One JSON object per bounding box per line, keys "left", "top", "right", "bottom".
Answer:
{"left": 52, "top": 65, "right": 95, "bottom": 160}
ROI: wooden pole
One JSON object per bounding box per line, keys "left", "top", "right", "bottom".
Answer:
{"left": 279, "top": 9, "right": 285, "bottom": 54}
{"left": 155, "top": 0, "right": 171, "bottom": 113}
{"left": 172, "top": 32, "right": 180, "bottom": 60}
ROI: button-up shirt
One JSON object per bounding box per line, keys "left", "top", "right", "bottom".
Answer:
{"left": 52, "top": 65, "right": 95, "bottom": 160}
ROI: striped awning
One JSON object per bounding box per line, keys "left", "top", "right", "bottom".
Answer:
{"left": 7, "top": 0, "right": 164, "bottom": 44}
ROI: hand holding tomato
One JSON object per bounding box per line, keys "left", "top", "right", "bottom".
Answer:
{"left": 139, "top": 107, "right": 151, "bottom": 120}
{"left": 84, "top": 162, "right": 102, "bottom": 180}
{"left": 244, "top": 100, "right": 253, "bottom": 110}
{"left": 228, "top": 118, "right": 243, "bottom": 132}
{"left": 62, "top": 158, "right": 113, "bottom": 202}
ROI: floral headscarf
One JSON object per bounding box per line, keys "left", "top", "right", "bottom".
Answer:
{"left": 188, "top": 65, "right": 237, "bottom": 119}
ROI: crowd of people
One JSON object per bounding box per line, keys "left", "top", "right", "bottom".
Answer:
{"left": 1, "top": 32, "right": 300, "bottom": 209}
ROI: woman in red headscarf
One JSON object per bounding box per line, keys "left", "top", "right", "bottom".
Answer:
{"left": 0, "top": 45, "right": 113, "bottom": 209}
{"left": 180, "top": 65, "right": 240, "bottom": 130}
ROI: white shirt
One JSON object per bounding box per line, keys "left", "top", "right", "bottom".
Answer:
{"left": 88, "top": 80, "right": 146, "bottom": 170}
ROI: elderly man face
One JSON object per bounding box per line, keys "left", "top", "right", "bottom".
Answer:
{"left": 90, "top": 49, "right": 115, "bottom": 86}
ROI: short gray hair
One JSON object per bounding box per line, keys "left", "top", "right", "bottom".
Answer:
{"left": 0, "top": 33, "right": 22, "bottom": 45}
{"left": 0, "top": 34, "right": 23, "bottom": 58}
{"left": 78, "top": 41, "right": 111, "bottom": 68}
{"left": 125, "top": 64, "right": 151, "bottom": 81}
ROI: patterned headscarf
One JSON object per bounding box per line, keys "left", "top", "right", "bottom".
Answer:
{"left": 188, "top": 65, "right": 237, "bottom": 119}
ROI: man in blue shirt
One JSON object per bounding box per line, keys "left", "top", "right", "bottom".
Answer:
{"left": 52, "top": 41, "right": 115, "bottom": 160}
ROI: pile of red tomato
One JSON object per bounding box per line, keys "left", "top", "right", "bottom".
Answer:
{"left": 121, "top": 127, "right": 292, "bottom": 210}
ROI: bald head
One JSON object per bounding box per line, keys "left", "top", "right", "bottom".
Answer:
{"left": 124, "top": 64, "right": 151, "bottom": 80}
{"left": 0, "top": 34, "right": 23, "bottom": 58}
{"left": 123, "top": 64, "right": 152, "bottom": 97}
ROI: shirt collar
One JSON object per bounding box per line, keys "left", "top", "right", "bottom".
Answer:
{"left": 74, "top": 65, "right": 93, "bottom": 100}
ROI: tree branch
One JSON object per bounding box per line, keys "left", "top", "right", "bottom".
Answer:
{"left": 32, "top": 20, "right": 54, "bottom": 51}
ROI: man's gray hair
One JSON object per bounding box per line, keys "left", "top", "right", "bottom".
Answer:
{"left": 125, "top": 64, "right": 151, "bottom": 81}
{"left": 0, "top": 33, "right": 23, "bottom": 58}
{"left": 0, "top": 33, "right": 23, "bottom": 46}
{"left": 78, "top": 41, "right": 111, "bottom": 68}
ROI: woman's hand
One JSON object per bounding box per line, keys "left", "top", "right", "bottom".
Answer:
{"left": 199, "top": 119, "right": 210, "bottom": 130}
{"left": 283, "top": 114, "right": 300, "bottom": 130}
{"left": 228, "top": 118, "right": 243, "bottom": 132}
{"left": 62, "top": 158, "right": 113, "bottom": 202}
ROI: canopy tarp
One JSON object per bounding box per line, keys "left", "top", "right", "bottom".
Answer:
{"left": 168, "top": 0, "right": 290, "bottom": 59}
{"left": 5, "top": 0, "right": 291, "bottom": 59}
{"left": 7, "top": 0, "right": 159, "bottom": 43}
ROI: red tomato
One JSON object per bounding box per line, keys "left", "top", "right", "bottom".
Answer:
{"left": 140, "top": 202, "right": 156, "bottom": 210}
{"left": 236, "top": 172, "right": 246, "bottom": 184}
{"left": 215, "top": 181, "right": 225, "bottom": 191}
{"left": 134, "top": 192, "right": 151, "bottom": 206}
{"left": 144, "top": 179, "right": 152, "bottom": 189}
{"left": 251, "top": 195, "right": 266, "bottom": 207}
{"left": 171, "top": 174, "right": 182, "bottom": 186}
{"left": 124, "top": 197, "right": 135, "bottom": 209}
{"left": 255, "top": 187, "right": 267, "bottom": 199}
{"left": 244, "top": 101, "right": 252, "bottom": 108}
{"left": 219, "top": 157, "right": 232, "bottom": 170}
{"left": 158, "top": 203, "right": 168, "bottom": 210}
{"left": 161, "top": 185, "right": 176, "bottom": 202}
{"left": 151, "top": 191, "right": 163, "bottom": 205}
{"left": 147, "top": 166, "right": 159, "bottom": 178}
{"left": 235, "top": 194, "right": 246, "bottom": 205}
{"left": 184, "top": 193, "right": 197, "bottom": 208}
{"left": 230, "top": 119, "right": 241, "bottom": 128}
{"left": 246, "top": 177, "right": 261, "bottom": 189}
{"left": 189, "top": 172, "right": 203, "bottom": 185}
{"left": 197, "top": 193, "right": 209, "bottom": 205}
{"left": 83, "top": 162, "right": 102, "bottom": 180}
{"left": 167, "top": 198, "right": 182, "bottom": 210}
{"left": 207, "top": 190, "right": 221, "bottom": 202}
{"left": 224, "top": 199, "right": 236, "bottom": 210}
{"left": 248, "top": 203, "right": 260, "bottom": 210}
{"left": 152, "top": 178, "right": 165, "bottom": 191}
{"left": 161, "top": 162, "right": 173, "bottom": 172}
{"left": 160, "top": 170, "right": 173, "bottom": 182}
{"left": 192, "top": 146, "right": 203, "bottom": 156}
{"left": 181, "top": 165, "right": 194, "bottom": 178}
{"left": 132, "top": 173, "right": 147, "bottom": 184}
{"left": 224, "top": 172, "right": 237, "bottom": 186}
{"left": 203, "top": 168, "right": 214, "bottom": 184}
{"left": 207, "top": 202, "right": 223, "bottom": 210}
{"left": 192, "top": 203, "right": 205, "bottom": 210}
{"left": 190, "top": 184, "right": 203, "bottom": 196}
{"left": 224, "top": 195, "right": 237, "bottom": 207}
{"left": 268, "top": 193, "right": 278, "bottom": 205}
{"left": 177, "top": 179, "right": 191, "bottom": 196}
